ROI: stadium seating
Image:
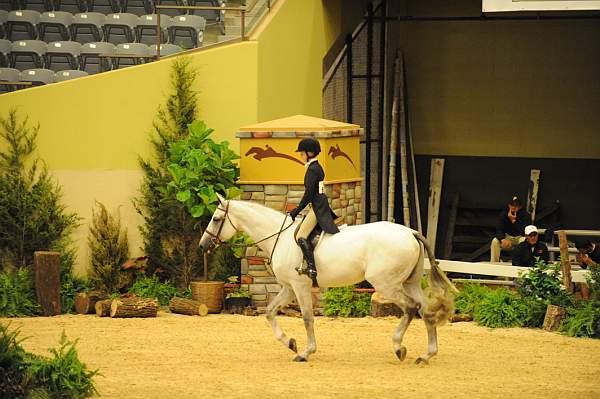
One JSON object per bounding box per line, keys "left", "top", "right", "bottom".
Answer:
{"left": 20, "top": 66, "right": 54, "bottom": 84}
{"left": 53, "top": 67, "right": 87, "bottom": 80}
{"left": 39, "top": 10, "right": 72, "bottom": 41}
{"left": 10, "top": 39, "right": 46, "bottom": 69}
{"left": 46, "top": 39, "right": 80, "bottom": 69}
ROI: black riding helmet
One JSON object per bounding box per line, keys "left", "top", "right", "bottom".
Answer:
{"left": 295, "top": 138, "right": 321, "bottom": 155}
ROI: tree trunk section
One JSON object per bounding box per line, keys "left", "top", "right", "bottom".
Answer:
{"left": 110, "top": 297, "right": 159, "bottom": 318}
{"left": 543, "top": 304, "right": 566, "bottom": 332}
{"left": 95, "top": 299, "right": 112, "bottom": 317}
{"left": 370, "top": 292, "right": 403, "bottom": 317}
{"left": 557, "top": 230, "right": 573, "bottom": 292}
{"left": 169, "top": 297, "right": 208, "bottom": 316}
{"left": 74, "top": 291, "right": 106, "bottom": 314}
{"left": 34, "top": 251, "right": 61, "bottom": 316}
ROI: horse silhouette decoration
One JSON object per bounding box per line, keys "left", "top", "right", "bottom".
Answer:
{"left": 199, "top": 196, "right": 456, "bottom": 363}
{"left": 245, "top": 145, "right": 304, "bottom": 165}
{"left": 328, "top": 144, "right": 355, "bottom": 168}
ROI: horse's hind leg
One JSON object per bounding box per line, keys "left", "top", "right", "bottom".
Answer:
{"left": 415, "top": 311, "right": 438, "bottom": 365}
{"left": 265, "top": 286, "right": 298, "bottom": 353}
{"left": 291, "top": 281, "right": 316, "bottom": 362}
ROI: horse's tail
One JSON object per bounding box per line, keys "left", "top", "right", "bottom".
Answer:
{"left": 413, "top": 231, "right": 457, "bottom": 326}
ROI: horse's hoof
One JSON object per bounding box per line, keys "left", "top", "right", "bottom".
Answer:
{"left": 415, "top": 357, "right": 429, "bottom": 365}
{"left": 395, "top": 347, "right": 407, "bottom": 361}
{"left": 288, "top": 338, "right": 297, "bottom": 353}
{"left": 293, "top": 355, "right": 307, "bottom": 362}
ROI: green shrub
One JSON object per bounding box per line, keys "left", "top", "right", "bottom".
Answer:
{"left": 129, "top": 276, "right": 178, "bottom": 306}
{"left": 0, "top": 268, "right": 39, "bottom": 317}
{"left": 0, "top": 324, "right": 98, "bottom": 398}
{"left": 0, "top": 109, "right": 79, "bottom": 273}
{"left": 559, "top": 300, "right": 600, "bottom": 338}
{"left": 454, "top": 283, "right": 491, "bottom": 316}
{"left": 324, "top": 286, "right": 371, "bottom": 317}
{"left": 60, "top": 274, "right": 92, "bottom": 314}
{"left": 515, "top": 258, "right": 573, "bottom": 308}
{"left": 87, "top": 201, "right": 130, "bottom": 294}
{"left": 27, "top": 332, "right": 99, "bottom": 398}
{"left": 585, "top": 264, "right": 600, "bottom": 302}
{"left": 474, "top": 288, "right": 529, "bottom": 328}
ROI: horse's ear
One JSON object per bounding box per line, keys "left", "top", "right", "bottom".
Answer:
{"left": 217, "top": 193, "right": 225, "bottom": 205}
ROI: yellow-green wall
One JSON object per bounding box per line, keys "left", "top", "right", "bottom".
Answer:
{"left": 0, "top": 0, "right": 342, "bottom": 275}
{"left": 392, "top": 18, "right": 600, "bottom": 159}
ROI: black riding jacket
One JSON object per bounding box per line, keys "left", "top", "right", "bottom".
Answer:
{"left": 290, "top": 160, "right": 339, "bottom": 234}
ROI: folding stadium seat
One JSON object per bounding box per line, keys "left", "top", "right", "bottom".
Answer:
{"left": 87, "top": 0, "right": 120, "bottom": 14}
{"left": 10, "top": 39, "right": 47, "bottom": 69}
{"left": 54, "top": 68, "right": 87, "bottom": 81}
{"left": 46, "top": 40, "right": 80, "bottom": 70}
{"left": 0, "top": 39, "right": 10, "bottom": 66}
{"left": 6, "top": 10, "right": 41, "bottom": 41}
{"left": 0, "top": 10, "right": 8, "bottom": 39}
{"left": 187, "top": 0, "right": 224, "bottom": 33}
{"left": 136, "top": 14, "right": 169, "bottom": 45}
{"left": 168, "top": 14, "right": 204, "bottom": 49}
{"left": 104, "top": 12, "right": 137, "bottom": 44}
{"left": 113, "top": 42, "right": 149, "bottom": 68}
{"left": 120, "top": 0, "right": 153, "bottom": 15}
{"left": 0, "top": 67, "right": 20, "bottom": 92}
{"left": 71, "top": 11, "right": 105, "bottom": 42}
{"left": 149, "top": 42, "right": 181, "bottom": 57}
{"left": 39, "top": 11, "right": 73, "bottom": 41}
{"left": 20, "top": 67, "right": 54, "bottom": 85}
{"left": 154, "top": 0, "right": 185, "bottom": 17}
{"left": 80, "top": 40, "right": 114, "bottom": 72}
{"left": 19, "top": 0, "right": 54, "bottom": 12}
{"left": 54, "top": 0, "right": 87, "bottom": 13}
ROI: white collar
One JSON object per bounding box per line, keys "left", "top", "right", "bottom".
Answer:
{"left": 305, "top": 158, "right": 318, "bottom": 168}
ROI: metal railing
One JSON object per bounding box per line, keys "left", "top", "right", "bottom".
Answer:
{"left": 154, "top": 0, "right": 273, "bottom": 59}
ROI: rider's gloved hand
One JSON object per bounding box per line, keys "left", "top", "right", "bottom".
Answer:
{"left": 288, "top": 207, "right": 299, "bottom": 221}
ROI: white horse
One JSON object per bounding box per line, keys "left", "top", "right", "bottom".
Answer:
{"left": 199, "top": 196, "right": 456, "bottom": 363}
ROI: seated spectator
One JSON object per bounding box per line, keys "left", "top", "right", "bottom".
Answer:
{"left": 512, "top": 225, "right": 549, "bottom": 267}
{"left": 576, "top": 240, "right": 600, "bottom": 269}
{"left": 490, "top": 196, "right": 532, "bottom": 262}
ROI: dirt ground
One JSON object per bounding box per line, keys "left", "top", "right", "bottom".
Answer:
{"left": 3, "top": 313, "right": 600, "bottom": 399}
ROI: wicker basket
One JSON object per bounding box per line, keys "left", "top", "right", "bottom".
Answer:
{"left": 191, "top": 281, "right": 224, "bottom": 313}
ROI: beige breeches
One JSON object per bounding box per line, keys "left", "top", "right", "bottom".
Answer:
{"left": 295, "top": 208, "right": 318, "bottom": 241}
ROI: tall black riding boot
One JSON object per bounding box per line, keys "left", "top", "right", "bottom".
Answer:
{"left": 297, "top": 238, "right": 317, "bottom": 282}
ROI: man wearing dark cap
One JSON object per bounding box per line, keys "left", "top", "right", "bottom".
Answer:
{"left": 512, "top": 225, "right": 549, "bottom": 267}
{"left": 490, "top": 196, "right": 532, "bottom": 262}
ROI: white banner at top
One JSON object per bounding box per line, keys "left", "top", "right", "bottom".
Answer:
{"left": 483, "top": 0, "right": 600, "bottom": 12}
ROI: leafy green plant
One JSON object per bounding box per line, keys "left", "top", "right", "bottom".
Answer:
{"left": 454, "top": 283, "right": 491, "bottom": 316}
{"left": 559, "top": 300, "right": 600, "bottom": 338}
{"left": 0, "top": 324, "right": 98, "bottom": 398}
{"left": 0, "top": 323, "right": 28, "bottom": 398}
{"left": 324, "top": 286, "right": 371, "bottom": 317}
{"left": 584, "top": 264, "right": 600, "bottom": 301}
{"left": 87, "top": 201, "right": 130, "bottom": 294}
{"left": 129, "top": 276, "right": 178, "bottom": 306}
{"left": 0, "top": 109, "right": 80, "bottom": 273}
{"left": 515, "top": 258, "right": 573, "bottom": 308}
{"left": 0, "top": 268, "right": 39, "bottom": 317}
{"left": 27, "top": 332, "right": 99, "bottom": 398}
{"left": 164, "top": 120, "right": 241, "bottom": 219}
{"left": 474, "top": 288, "right": 529, "bottom": 328}
{"left": 226, "top": 288, "right": 251, "bottom": 299}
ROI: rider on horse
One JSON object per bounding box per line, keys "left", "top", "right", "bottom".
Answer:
{"left": 288, "top": 138, "right": 339, "bottom": 280}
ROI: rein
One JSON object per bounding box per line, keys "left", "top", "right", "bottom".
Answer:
{"left": 204, "top": 202, "right": 295, "bottom": 263}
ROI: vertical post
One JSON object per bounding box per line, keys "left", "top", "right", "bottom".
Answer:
{"left": 426, "top": 158, "right": 445, "bottom": 252}
{"left": 34, "top": 251, "right": 61, "bottom": 316}
{"left": 387, "top": 52, "right": 400, "bottom": 222}
{"left": 527, "top": 169, "right": 540, "bottom": 222}
{"left": 241, "top": 10, "right": 246, "bottom": 39}
{"left": 156, "top": 10, "right": 161, "bottom": 60}
{"left": 345, "top": 33, "right": 353, "bottom": 123}
{"left": 366, "top": 3, "right": 373, "bottom": 222}
{"left": 377, "top": 0, "right": 386, "bottom": 221}
{"left": 203, "top": 251, "right": 209, "bottom": 281}
{"left": 557, "top": 230, "right": 573, "bottom": 292}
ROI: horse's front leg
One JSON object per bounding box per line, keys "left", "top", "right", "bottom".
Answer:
{"left": 265, "top": 286, "right": 298, "bottom": 353}
{"left": 291, "top": 280, "right": 316, "bottom": 362}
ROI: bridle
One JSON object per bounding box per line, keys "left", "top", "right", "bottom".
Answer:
{"left": 202, "top": 201, "right": 295, "bottom": 262}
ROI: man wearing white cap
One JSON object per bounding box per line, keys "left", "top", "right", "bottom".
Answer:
{"left": 512, "top": 225, "right": 549, "bottom": 267}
